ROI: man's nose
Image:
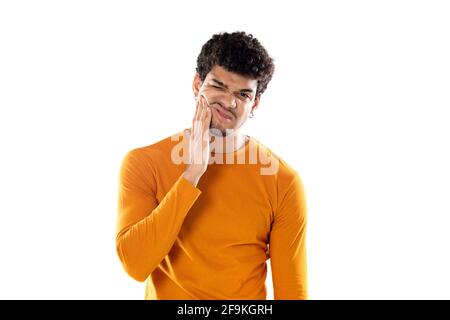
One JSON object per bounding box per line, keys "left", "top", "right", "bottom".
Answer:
{"left": 219, "top": 91, "right": 237, "bottom": 109}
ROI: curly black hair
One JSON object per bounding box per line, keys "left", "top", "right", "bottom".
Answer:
{"left": 196, "top": 31, "right": 275, "bottom": 99}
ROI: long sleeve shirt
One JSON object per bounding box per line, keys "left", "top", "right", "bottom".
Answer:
{"left": 115, "top": 129, "right": 308, "bottom": 299}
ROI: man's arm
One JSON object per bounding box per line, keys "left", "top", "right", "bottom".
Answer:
{"left": 269, "top": 173, "right": 308, "bottom": 299}
{"left": 115, "top": 150, "right": 202, "bottom": 282}
{"left": 116, "top": 95, "right": 212, "bottom": 282}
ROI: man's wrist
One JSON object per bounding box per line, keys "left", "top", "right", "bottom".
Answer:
{"left": 181, "top": 169, "right": 203, "bottom": 187}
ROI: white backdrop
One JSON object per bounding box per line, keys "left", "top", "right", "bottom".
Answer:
{"left": 0, "top": 0, "right": 449, "bottom": 299}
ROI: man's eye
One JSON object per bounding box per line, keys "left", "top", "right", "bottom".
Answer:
{"left": 240, "top": 93, "right": 250, "bottom": 99}
{"left": 212, "top": 85, "right": 221, "bottom": 89}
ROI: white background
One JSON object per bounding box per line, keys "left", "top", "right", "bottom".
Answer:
{"left": 0, "top": 1, "right": 449, "bottom": 299}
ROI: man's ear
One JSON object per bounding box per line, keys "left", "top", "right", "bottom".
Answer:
{"left": 251, "top": 96, "right": 260, "bottom": 113}
{"left": 192, "top": 73, "right": 202, "bottom": 97}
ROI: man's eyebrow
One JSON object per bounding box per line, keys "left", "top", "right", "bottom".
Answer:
{"left": 211, "top": 78, "right": 254, "bottom": 93}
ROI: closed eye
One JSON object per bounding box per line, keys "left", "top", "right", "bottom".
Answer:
{"left": 212, "top": 85, "right": 250, "bottom": 99}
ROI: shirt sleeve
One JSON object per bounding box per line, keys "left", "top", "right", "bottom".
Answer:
{"left": 269, "top": 172, "right": 308, "bottom": 299}
{"left": 115, "top": 149, "right": 202, "bottom": 282}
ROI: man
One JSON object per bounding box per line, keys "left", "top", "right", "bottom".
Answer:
{"left": 116, "top": 31, "right": 308, "bottom": 299}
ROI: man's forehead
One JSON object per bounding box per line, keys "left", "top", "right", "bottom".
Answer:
{"left": 207, "top": 66, "right": 257, "bottom": 90}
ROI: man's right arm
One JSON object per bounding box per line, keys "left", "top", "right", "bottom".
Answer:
{"left": 116, "top": 95, "right": 211, "bottom": 282}
{"left": 115, "top": 150, "right": 203, "bottom": 282}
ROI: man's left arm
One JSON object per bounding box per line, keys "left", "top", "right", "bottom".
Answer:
{"left": 269, "top": 172, "right": 308, "bottom": 299}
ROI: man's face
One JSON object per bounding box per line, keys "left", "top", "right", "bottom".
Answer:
{"left": 193, "top": 65, "right": 260, "bottom": 136}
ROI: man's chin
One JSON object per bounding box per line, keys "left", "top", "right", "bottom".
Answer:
{"left": 210, "top": 123, "right": 236, "bottom": 137}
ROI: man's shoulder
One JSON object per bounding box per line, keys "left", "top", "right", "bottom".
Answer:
{"left": 252, "top": 138, "right": 306, "bottom": 210}
{"left": 251, "top": 137, "right": 300, "bottom": 180}
{"left": 123, "top": 130, "right": 184, "bottom": 165}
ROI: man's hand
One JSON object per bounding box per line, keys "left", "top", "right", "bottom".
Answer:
{"left": 182, "top": 94, "right": 212, "bottom": 187}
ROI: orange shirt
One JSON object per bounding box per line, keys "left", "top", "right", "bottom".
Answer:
{"left": 116, "top": 130, "right": 308, "bottom": 299}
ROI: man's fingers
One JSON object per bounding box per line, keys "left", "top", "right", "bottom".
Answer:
{"left": 203, "top": 106, "right": 211, "bottom": 130}
{"left": 199, "top": 95, "right": 206, "bottom": 120}
{"left": 192, "top": 96, "right": 202, "bottom": 135}
{"left": 194, "top": 97, "right": 200, "bottom": 122}
{"left": 191, "top": 95, "right": 211, "bottom": 140}
{"left": 201, "top": 96, "right": 211, "bottom": 128}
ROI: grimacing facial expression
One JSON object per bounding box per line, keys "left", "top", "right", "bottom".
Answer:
{"left": 193, "top": 65, "right": 260, "bottom": 136}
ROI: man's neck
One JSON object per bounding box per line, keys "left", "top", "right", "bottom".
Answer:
{"left": 210, "top": 130, "right": 249, "bottom": 153}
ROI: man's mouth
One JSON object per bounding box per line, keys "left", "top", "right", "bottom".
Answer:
{"left": 213, "top": 105, "right": 234, "bottom": 122}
